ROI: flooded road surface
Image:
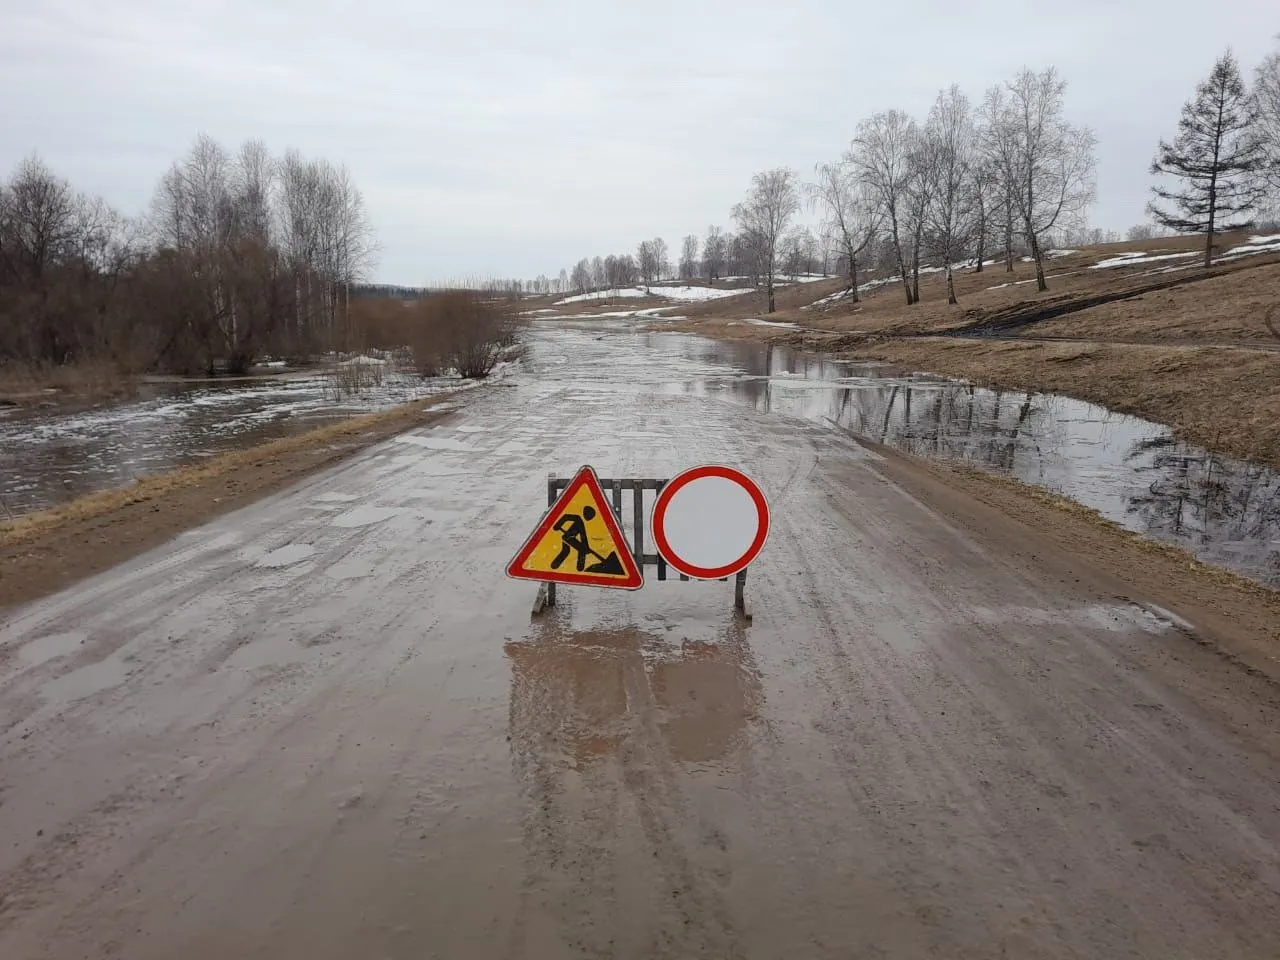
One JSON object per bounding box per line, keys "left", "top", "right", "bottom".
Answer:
{"left": 6, "top": 328, "right": 1275, "bottom": 586}
{"left": 0, "top": 365, "right": 468, "bottom": 515}
{"left": 2, "top": 324, "right": 1280, "bottom": 958}
{"left": 634, "top": 331, "right": 1279, "bottom": 587}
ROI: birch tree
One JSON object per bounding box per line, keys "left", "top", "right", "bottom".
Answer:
{"left": 969, "top": 160, "right": 998, "bottom": 273}
{"left": 1256, "top": 37, "right": 1280, "bottom": 200}
{"left": 679, "top": 234, "right": 699, "bottom": 279}
{"left": 849, "top": 111, "right": 919, "bottom": 304}
{"left": 997, "top": 68, "right": 1098, "bottom": 291}
{"left": 731, "top": 168, "right": 800, "bottom": 313}
{"left": 924, "top": 85, "right": 977, "bottom": 304}
{"left": 703, "top": 225, "right": 727, "bottom": 282}
{"left": 806, "top": 159, "right": 879, "bottom": 300}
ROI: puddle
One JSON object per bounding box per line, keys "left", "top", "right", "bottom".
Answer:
{"left": 43, "top": 654, "right": 130, "bottom": 702}
{"left": 20, "top": 630, "right": 89, "bottom": 666}
{"left": 522, "top": 325, "right": 1280, "bottom": 588}
{"left": 257, "top": 544, "right": 316, "bottom": 568}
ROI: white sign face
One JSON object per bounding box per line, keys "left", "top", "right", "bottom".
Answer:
{"left": 652, "top": 466, "right": 769, "bottom": 580}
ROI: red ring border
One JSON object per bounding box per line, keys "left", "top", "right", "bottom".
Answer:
{"left": 652, "top": 465, "right": 770, "bottom": 580}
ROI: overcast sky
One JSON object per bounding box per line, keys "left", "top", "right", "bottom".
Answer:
{"left": 2, "top": 0, "right": 1276, "bottom": 285}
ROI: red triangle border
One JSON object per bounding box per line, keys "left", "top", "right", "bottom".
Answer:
{"left": 506, "top": 466, "right": 644, "bottom": 590}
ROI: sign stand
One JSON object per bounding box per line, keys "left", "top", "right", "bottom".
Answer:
{"left": 531, "top": 475, "right": 752, "bottom": 620}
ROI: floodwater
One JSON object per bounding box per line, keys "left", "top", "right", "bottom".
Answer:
{"left": 0, "top": 367, "right": 467, "bottom": 514}
{"left": 3, "top": 323, "right": 1276, "bottom": 586}
{"left": 535, "top": 323, "right": 1279, "bottom": 587}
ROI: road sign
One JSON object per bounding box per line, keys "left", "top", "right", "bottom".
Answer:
{"left": 652, "top": 465, "right": 769, "bottom": 580}
{"left": 507, "top": 465, "right": 644, "bottom": 590}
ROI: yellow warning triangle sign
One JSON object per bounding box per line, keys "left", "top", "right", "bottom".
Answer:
{"left": 507, "top": 466, "right": 644, "bottom": 589}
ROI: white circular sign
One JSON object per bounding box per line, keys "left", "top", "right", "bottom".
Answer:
{"left": 652, "top": 466, "right": 770, "bottom": 579}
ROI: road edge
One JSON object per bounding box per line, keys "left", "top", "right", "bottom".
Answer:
{"left": 0, "top": 391, "right": 468, "bottom": 612}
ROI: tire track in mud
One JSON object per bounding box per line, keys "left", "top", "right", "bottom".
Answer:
{"left": 789, "top": 460, "right": 1280, "bottom": 954}
{"left": 762, "top": 471, "right": 1083, "bottom": 955}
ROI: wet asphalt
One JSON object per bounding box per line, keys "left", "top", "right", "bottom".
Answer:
{"left": 1, "top": 323, "right": 1278, "bottom": 959}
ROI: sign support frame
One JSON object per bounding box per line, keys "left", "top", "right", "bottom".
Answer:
{"left": 532, "top": 474, "right": 751, "bottom": 620}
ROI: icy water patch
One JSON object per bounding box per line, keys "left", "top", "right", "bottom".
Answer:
{"left": 1, "top": 371, "right": 467, "bottom": 514}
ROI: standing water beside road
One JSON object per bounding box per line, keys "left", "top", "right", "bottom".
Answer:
{"left": 0, "top": 364, "right": 468, "bottom": 515}
{"left": 533, "top": 322, "right": 1280, "bottom": 587}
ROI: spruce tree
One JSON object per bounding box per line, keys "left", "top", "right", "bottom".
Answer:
{"left": 1148, "top": 52, "right": 1267, "bottom": 266}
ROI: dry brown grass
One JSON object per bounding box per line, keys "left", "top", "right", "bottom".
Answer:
{"left": 1016, "top": 261, "right": 1280, "bottom": 344}
{"left": 682, "top": 233, "right": 1277, "bottom": 340}
{"left": 0, "top": 359, "right": 138, "bottom": 404}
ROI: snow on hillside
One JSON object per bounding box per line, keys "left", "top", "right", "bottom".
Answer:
{"left": 1091, "top": 251, "right": 1200, "bottom": 269}
{"left": 554, "top": 285, "right": 751, "bottom": 305}
{"left": 1091, "top": 235, "right": 1280, "bottom": 270}
{"left": 1223, "top": 234, "right": 1280, "bottom": 259}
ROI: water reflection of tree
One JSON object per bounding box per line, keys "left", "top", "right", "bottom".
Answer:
{"left": 1125, "top": 437, "right": 1280, "bottom": 585}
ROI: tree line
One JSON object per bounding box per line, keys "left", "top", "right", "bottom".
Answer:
{"left": 553, "top": 42, "right": 1280, "bottom": 313}
{"left": 0, "top": 134, "right": 375, "bottom": 376}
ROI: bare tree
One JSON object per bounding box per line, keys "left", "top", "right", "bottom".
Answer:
{"left": 571, "top": 258, "right": 591, "bottom": 294}
{"left": 651, "top": 237, "right": 670, "bottom": 281}
{"left": 679, "top": 233, "right": 699, "bottom": 279}
{"left": 636, "top": 240, "right": 657, "bottom": 285}
{"left": 703, "top": 225, "right": 727, "bottom": 282}
{"left": 994, "top": 68, "right": 1098, "bottom": 291}
{"left": 924, "top": 85, "right": 977, "bottom": 304}
{"left": 807, "top": 160, "right": 880, "bottom": 300}
{"left": 1, "top": 155, "right": 80, "bottom": 362}
{"left": 1255, "top": 36, "right": 1280, "bottom": 201}
{"left": 902, "top": 134, "right": 935, "bottom": 304}
{"left": 1149, "top": 51, "right": 1267, "bottom": 266}
{"left": 968, "top": 160, "right": 998, "bottom": 273}
{"left": 849, "top": 111, "right": 919, "bottom": 303}
{"left": 731, "top": 168, "right": 800, "bottom": 313}
{"left": 978, "top": 86, "right": 1019, "bottom": 274}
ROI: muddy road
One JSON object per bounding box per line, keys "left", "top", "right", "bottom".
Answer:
{"left": 2, "top": 323, "right": 1279, "bottom": 959}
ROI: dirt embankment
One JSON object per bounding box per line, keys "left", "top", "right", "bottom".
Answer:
{"left": 0, "top": 394, "right": 460, "bottom": 611}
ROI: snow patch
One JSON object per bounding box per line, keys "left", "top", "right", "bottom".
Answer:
{"left": 1090, "top": 251, "right": 1199, "bottom": 269}
{"left": 555, "top": 284, "right": 749, "bottom": 305}
{"left": 741, "top": 318, "right": 798, "bottom": 329}
{"left": 1223, "top": 235, "right": 1280, "bottom": 259}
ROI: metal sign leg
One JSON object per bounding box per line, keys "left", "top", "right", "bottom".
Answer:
{"left": 735, "top": 569, "right": 751, "bottom": 620}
